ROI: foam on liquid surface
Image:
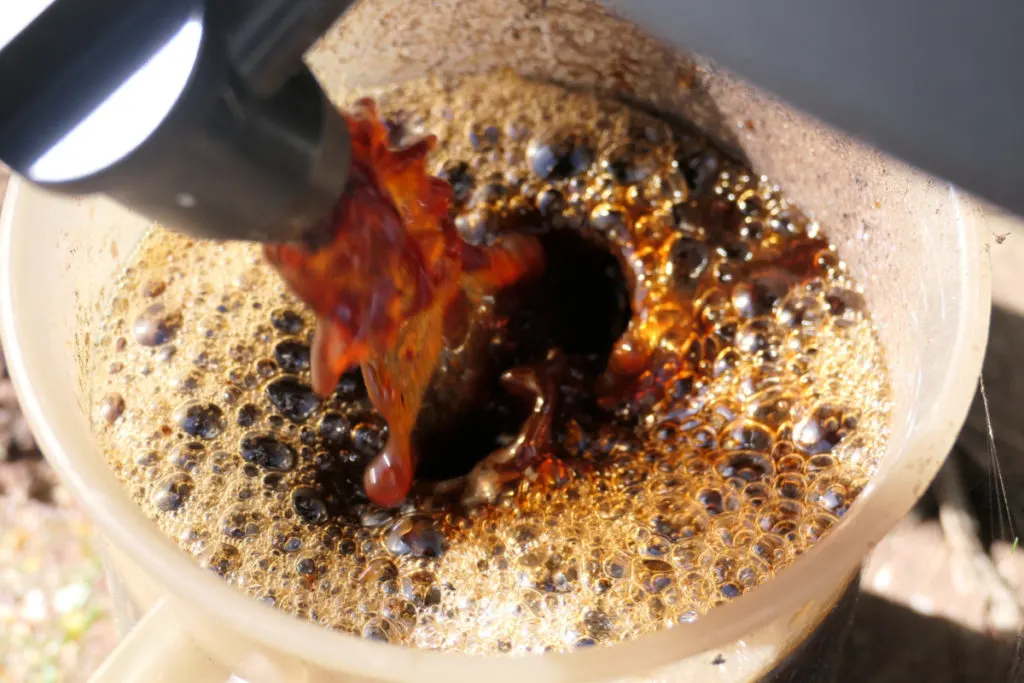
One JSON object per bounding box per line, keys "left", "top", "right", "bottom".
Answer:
{"left": 86, "top": 73, "right": 891, "bottom": 654}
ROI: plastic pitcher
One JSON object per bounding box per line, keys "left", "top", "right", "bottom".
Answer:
{"left": 0, "top": 1, "right": 990, "bottom": 680}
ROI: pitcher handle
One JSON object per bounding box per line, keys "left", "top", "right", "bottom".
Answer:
{"left": 88, "top": 599, "right": 232, "bottom": 683}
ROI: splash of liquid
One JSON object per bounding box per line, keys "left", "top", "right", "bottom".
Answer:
{"left": 265, "top": 100, "right": 542, "bottom": 507}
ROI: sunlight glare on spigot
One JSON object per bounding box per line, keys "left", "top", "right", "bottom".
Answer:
{"left": 28, "top": 17, "right": 203, "bottom": 183}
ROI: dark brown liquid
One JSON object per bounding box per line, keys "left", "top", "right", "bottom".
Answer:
{"left": 87, "top": 73, "right": 890, "bottom": 654}
{"left": 265, "top": 99, "right": 542, "bottom": 507}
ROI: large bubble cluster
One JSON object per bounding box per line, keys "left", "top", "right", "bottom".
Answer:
{"left": 86, "top": 73, "right": 890, "bottom": 654}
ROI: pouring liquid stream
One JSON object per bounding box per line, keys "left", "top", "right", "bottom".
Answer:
{"left": 264, "top": 100, "right": 543, "bottom": 507}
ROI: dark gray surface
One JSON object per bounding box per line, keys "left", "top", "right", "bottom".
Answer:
{"left": 601, "top": 0, "right": 1024, "bottom": 219}
{"left": 0, "top": 0, "right": 354, "bottom": 243}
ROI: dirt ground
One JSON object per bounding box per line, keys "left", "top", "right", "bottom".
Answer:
{"left": 2, "top": 184, "right": 1024, "bottom": 682}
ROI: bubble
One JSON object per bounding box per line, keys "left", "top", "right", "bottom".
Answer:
{"left": 132, "top": 303, "right": 180, "bottom": 346}
{"left": 270, "top": 309, "right": 304, "bottom": 334}
{"left": 274, "top": 340, "right": 311, "bottom": 373}
{"left": 825, "top": 288, "right": 866, "bottom": 325}
{"left": 736, "top": 320, "right": 784, "bottom": 357}
{"left": 360, "top": 558, "right": 399, "bottom": 585}
{"left": 99, "top": 394, "right": 126, "bottom": 424}
{"left": 386, "top": 516, "right": 447, "bottom": 558}
{"left": 716, "top": 451, "right": 774, "bottom": 482}
{"left": 265, "top": 377, "right": 321, "bottom": 422}
{"left": 744, "top": 389, "right": 792, "bottom": 427}
{"left": 675, "top": 149, "right": 720, "bottom": 195}
{"left": 776, "top": 473, "right": 805, "bottom": 499}
{"left": 778, "top": 295, "right": 827, "bottom": 328}
{"left": 438, "top": 161, "right": 475, "bottom": 204}
{"left": 270, "top": 523, "right": 303, "bottom": 553}
{"left": 255, "top": 359, "right": 278, "bottom": 378}
{"left": 297, "top": 428, "right": 317, "bottom": 447}
{"left": 203, "top": 543, "right": 240, "bottom": 577}
{"left": 731, "top": 269, "right": 794, "bottom": 319}
{"left": 469, "top": 180, "right": 508, "bottom": 207}
{"left": 174, "top": 402, "right": 225, "bottom": 439}
{"left": 589, "top": 204, "right": 631, "bottom": 242}
{"left": 811, "top": 480, "right": 849, "bottom": 514}
{"left": 581, "top": 609, "right": 613, "bottom": 640}
{"left": 467, "top": 122, "right": 501, "bottom": 150}
{"left": 210, "top": 450, "right": 233, "bottom": 475}
{"left": 219, "top": 504, "right": 262, "bottom": 539}
{"left": 814, "top": 248, "right": 840, "bottom": 273}
{"left": 720, "top": 419, "right": 773, "bottom": 452}
{"left": 698, "top": 489, "right": 724, "bottom": 516}
{"left": 151, "top": 473, "right": 193, "bottom": 511}
{"left": 807, "top": 454, "right": 835, "bottom": 472}
{"left": 169, "top": 442, "right": 204, "bottom": 471}
{"left": 603, "top": 555, "right": 629, "bottom": 579}
{"left": 758, "top": 500, "right": 804, "bottom": 537}
{"left": 220, "top": 386, "right": 242, "bottom": 406}
{"left": 455, "top": 209, "right": 496, "bottom": 244}
{"left": 351, "top": 420, "right": 386, "bottom": 458}
{"left": 169, "top": 372, "right": 199, "bottom": 394}
{"left": 292, "top": 487, "right": 328, "bottom": 524}
{"left": 751, "top": 534, "right": 788, "bottom": 567}
{"left": 793, "top": 404, "right": 849, "bottom": 454}
{"left": 527, "top": 130, "right": 594, "bottom": 180}
{"left": 229, "top": 343, "right": 253, "bottom": 364}
{"left": 736, "top": 191, "right": 764, "bottom": 217}
{"left": 536, "top": 189, "right": 565, "bottom": 220}
{"left": 237, "top": 404, "right": 261, "bottom": 427}
{"left": 719, "top": 583, "right": 741, "bottom": 598}
{"left": 140, "top": 279, "right": 166, "bottom": 297}
{"left": 667, "top": 236, "right": 710, "bottom": 287}
{"left": 359, "top": 506, "right": 395, "bottom": 529}
{"left": 776, "top": 450, "right": 805, "bottom": 474}
{"left": 240, "top": 434, "right": 296, "bottom": 471}
{"left": 603, "top": 142, "right": 657, "bottom": 185}
{"left": 361, "top": 618, "right": 394, "bottom": 642}
{"left": 135, "top": 451, "right": 159, "bottom": 467}
{"left": 313, "top": 413, "right": 350, "bottom": 451}
{"left": 801, "top": 513, "right": 836, "bottom": 543}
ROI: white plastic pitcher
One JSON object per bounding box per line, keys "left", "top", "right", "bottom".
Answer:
{"left": 0, "top": 1, "right": 991, "bottom": 681}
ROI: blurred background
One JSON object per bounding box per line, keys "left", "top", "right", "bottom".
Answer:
{"left": 1, "top": 169, "right": 1024, "bottom": 682}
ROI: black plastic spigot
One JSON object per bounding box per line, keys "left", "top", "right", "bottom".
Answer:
{"left": 0, "top": 0, "right": 359, "bottom": 243}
